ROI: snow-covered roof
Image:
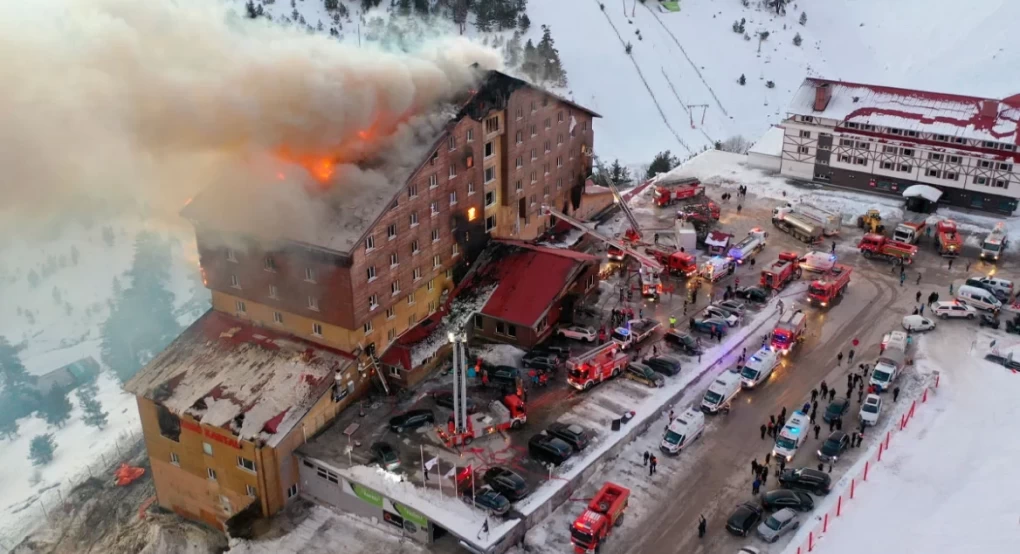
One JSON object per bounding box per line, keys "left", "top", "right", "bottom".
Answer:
{"left": 125, "top": 310, "right": 354, "bottom": 447}
{"left": 787, "top": 78, "right": 1020, "bottom": 146}
{"left": 22, "top": 340, "right": 100, "bottom": 377}
{"left": 748, "top": 126, "right": 785, "bottom": 156}
{"left": 705, "top": 231, "right": 732, "bottom": 247}
{"left": 902, "top": 184, "right": 944, "bottom": 203}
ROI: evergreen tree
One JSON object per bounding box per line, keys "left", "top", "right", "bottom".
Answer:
{"left": 452, "top": 0, "right": 469, "bottom": 32}
{"left": 646, "top": 151, "right": 680, "bottom": 178}
{"left": 738, "top": 74, "right": 746, "bottom": 85}
{"left": 799, "top": 11, "right": 807, "bottom": 25}
{"left": 474, "top": 0, "right": 494, "bottom": 32}
{"left": 536, "top": 26, "right": 567, "bottom": 86}
{"left": 504, "top": 31, "right": 523, "bottom": 67}
{"left": 100, "top": 232, "right": 181, "bottom": 383}
{"left": 413, "top": 0, "right": 429, "bottom": 15}
{"left": 0, "top": 336, "right": 32, "bottom": 390}
{"left": 41, "top": 386, "right": 73, "bottom": 428}
{"left": 0, "top": 409, "right": 17, "bottom": 441}
{"left": 77, "top": 383, "right": 108, "bottom": 430}
{"left": 518, "top": 13, "right": 530, "bottom": 32}
{"left": 793, "top": 33, "right": 802, "bottom": 46}
{"left": 362, "top": 0, "right": 383, "bottom": 10}
{"left": 246, "top": 0, "right": 258, "bottom": 18}
{"left": 521, "top": 39, "right": 540, "bottom": 81}
{"left": 256, "top": 3, "right": 264, "bottom": 16}
{"left": 398, "top": 0, "right": 412, "bottom": 16}
{"left": 609, "top": 159, "right": 630, "bottom": 184}
{"left": 29, "top": 434, "right": 56, "bottom": 466}
{"left": 324, "top": 0, "right": 339, "bottom": 10}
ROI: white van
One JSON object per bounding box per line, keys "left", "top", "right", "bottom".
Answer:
{"left": 870, "top": 348, "right": 906, "bottom": 392}
{"left": 701, "top": 372, "right": 741, "bottom": 414}
{"left": 739, "top": 347, "right": 780, "bottom": 388}
{"left": 881, "top": 330, "right": 908, "bottom": 354}
{"left": 956, "top": 284, "right": 1002, "bottom": 311}
{"left": 660, "top": 408, "right": 706, "bottom": 454}
{"left": 772, "top": 411, "right": 810, "bottom": 462}
{"left": 701, "top": 256, "right": 735, "bottom": 283}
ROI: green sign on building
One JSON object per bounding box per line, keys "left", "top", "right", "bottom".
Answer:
{"left": 394, "top": 502, "right": 428, "bottom": 528}
{"left": 351, "top": 483, "right": 384, "bottom": 507}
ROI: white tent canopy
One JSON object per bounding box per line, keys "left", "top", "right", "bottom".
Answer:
{"left": 902, "top": 184, "right": 943, "bottom": 203}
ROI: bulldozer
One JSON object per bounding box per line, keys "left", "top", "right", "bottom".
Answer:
{"left": 857, "top": 209, "right": 885, "bottom": 234}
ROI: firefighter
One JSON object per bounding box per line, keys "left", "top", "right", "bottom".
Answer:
{"left": 669, "top": 315, "right": 677, "bottom": 329}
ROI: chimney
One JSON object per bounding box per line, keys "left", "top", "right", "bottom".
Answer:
{"left": 813, "top": 82, "right": 832, "bottom": 112}
{"left": 979, "top": 99, "right": 999, "bottom": 121}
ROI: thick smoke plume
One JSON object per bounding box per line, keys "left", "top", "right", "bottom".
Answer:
{"left": 0, "top": 0, "right": 502, "bottom": 241}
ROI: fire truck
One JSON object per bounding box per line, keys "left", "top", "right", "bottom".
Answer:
{"left": 653, "top": 177, "right": 704, "bottom": 207}
{"left": 570, "top": 482, "right": 630, "bottom": 553}
{"left": 858, "top": 234, "right": 918, "bottom": 265}
{"left": 934, "top": 220, "right": 963, "bottom": 257}
{"left": 771, "top": 310, "right": 807, "bottom": 355}
{"left": 892, "top": 218, "right": 926, "bottom": 245}
{"left": 807, "top": 264, "right": 852, "bottom": 307}
{"left": 645, "top": 246, "right": 698, "bottom": 277}
{"left": 759, "top": 252, "right": 803, "bottom": 290}
{"left": 727, "top": 228, "right": 768, "bottom": 264}
{"left": 566, "top": 342, "right": 631, "bottom": 391}
{"left": 980, "top": 222, "right": 1008, "bottom": 262}
{"left": 437, "top": 395, "right": 527, "bottom": 447}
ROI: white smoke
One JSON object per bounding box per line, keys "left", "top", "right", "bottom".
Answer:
{"left": 0, "top": 0, "right": 502, "bottom": 239}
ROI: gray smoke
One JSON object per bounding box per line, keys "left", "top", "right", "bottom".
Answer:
{"left": 0, "top": 0, "right": 502, "bottom": 239}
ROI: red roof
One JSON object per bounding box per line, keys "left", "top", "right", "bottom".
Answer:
{"left": 478, "top": 241, "right": 597, "bottom": 327}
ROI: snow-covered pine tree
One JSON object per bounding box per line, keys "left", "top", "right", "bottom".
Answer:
{"left": 41, "top": 386, "right": 72, "bottom": 428}
{"left": 29, "top": 434, "right": 56, "bottom": 466}
{"left": 793, "top": 32, "right": 802, "bottom": 46}
{"left": 800, "top": 11, "right": 807, "bottom": 25}
{"left": 77, "top": 382, "right": 108, "bottom": 430}
{"left": 646, "top": 151, "right": 680, "bottom": 179}
{"left": 739, "top": 74, "right": 747, "bottom": 85}
{"left": 521, "top": 39, "right": 540, "bottom": 81}
{"left": 518, "top": 13, "right": 530, "bottom": 32}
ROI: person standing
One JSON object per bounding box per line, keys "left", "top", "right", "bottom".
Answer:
{"left": 752, "top": 477, "right": 761, "bottom": 495}
{"left": 811, "top": 388, "right": 818, "bottom": 402}
{"left": 948, "top": 258, "right": 954, "bottom": 270}
{"left": 767, "top": 421, "right": 775, "bottom": 438}
{"left": 814, "top": 424, "right": 821, "bottom": 439}
{"left": 900, "top": 272, "right": 906, "bottom": 286}
{"left": 837, "top": 352, "right": 844, "bottom": 365}
{"left": 760, "top": 424, "right": 767, "bottom": 440}
{"left": 829, "top": 389, "right": 836, "bottom": 402}
{"left": 893, "top": 386, "right": 901, "bottom": 402}
{"left": 849, "top": 349, "right": 855, "bottom": 364}
{"left": 649, "top": 455, "right": 658, "bottom": 476}
{"left": 915, "top": 291, "right": 922, "bottom": 303}
{"left": 698, "top": 515, "right": 707, "bottom": 538}
{"left": 643, "top": 451, "right": 650, "bottom": 466}
{"left": 760, "top": 468, "right": 768, "bottom": 486}
{"left": 831, "top": 241, "right": 836, "bottom": 254}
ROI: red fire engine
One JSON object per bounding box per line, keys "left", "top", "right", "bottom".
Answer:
{"left": 570, "top": 482, "right": 631, "bottom": 553}
{"left": 807, "top": 264, "right": 852, "bottom": 307}
{"left": 653, "top": 177, "right": 704, "bottom": 207}
{"left": 645, "top": 246, "right": 698, "bottom": 277}
{"left": 759, "top": 251, "right": 802, "bottom": 290}
{"left": 437, "top": 395, "right": 526, "bottom": 447}
{"left": 858, "top": 234, "right": 918, "bottom": 265}
{"left": 935, "top": 220, "right": 963, "bottom": 257}
{"left": 770, "top": 310, "right": 807, "bottom": 355}
{"left": 566, "top": 342, "right": 631, "bottom": 391}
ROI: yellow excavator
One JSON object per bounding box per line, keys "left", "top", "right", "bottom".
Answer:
{"left": 857, "top": 209, "right": 885, "bottom": 234}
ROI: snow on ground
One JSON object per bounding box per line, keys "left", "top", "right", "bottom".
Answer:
{"left": 474, "top": 343, "right": 526, "bottom": 368}
{"left": 787, "top": 328, "right": 1020, "bottom": 554}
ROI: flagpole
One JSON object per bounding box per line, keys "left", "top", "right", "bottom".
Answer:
{"left": 420, "top": 445, "right": 426, "bottom": 484}
{"left": 436, "top": 459, "right": 443, "bottom": 494}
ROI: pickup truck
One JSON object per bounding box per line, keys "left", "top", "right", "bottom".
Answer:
{"left": 611, "top": 318, "right": 661, "bottom": 350}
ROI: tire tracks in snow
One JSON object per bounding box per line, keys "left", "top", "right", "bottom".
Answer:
{"left": 586, "top": 0, "right": 693, "bottom": 155}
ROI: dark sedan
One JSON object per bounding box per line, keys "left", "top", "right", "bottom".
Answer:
{"left": 664, "top": 330, "right": 703, "bottom": 355}
{"left": 524, "top": 355, "right": 561, "bottom": 372}
{"left": 644, "top": 355, "right": 683, "bottom": 376}
{"left": 779, "top": 468, "right": 833, "bottom": 495}
{"left": 546, "top": 422, "right": 591, "bottom": 452}
{"left": 370, "top": 442, "right": 400, "bottom": 471}
{"left": 483, "top": 466, "right": 529, "bottom": 501}
{"left": 432, "top": 391, "right": 478, "bottom": 413}
{"left": 726, "top": 502, "right": 763, "bottom": 536}
{"left": 734, "top": 286, "right": 770, "bottom": 304}
{"left": 817, "top": 431, "right": 849, "bottom": 463}
{"left": 528, "top": 433, "right": 574, "bottom": 465}
{"left": 462, "top": 486, "right": 510, "bottom": 516}
{"left": 760, "top": 489, "right": 815, "bottom": 512}
{"left": 822, "top": 398, "right": 850, "bottom": 423}
{"left": 487, "top": 366, "right": 520, "bottom": 387}
{"left": 388, "top": 409, "right": 435, "bottom": 433}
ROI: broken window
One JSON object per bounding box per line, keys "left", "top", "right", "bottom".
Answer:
{"left": 156, "top": 404, "right": 181, "bottom": 442}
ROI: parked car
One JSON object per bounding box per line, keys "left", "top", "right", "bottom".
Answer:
{"left": 902, "top": 314, "right": 936, "bottom": 332}
{"left": 664, "top": 330, "right": 703, "bottom": 355}
{"left": 984, "top": 353, "right": 1020, "bottom": 371}
{"left": 432, "top": 391, "right": 478, "bottom": 413}
{"left": 462, "top": 485, "right": 510, "bottom": 516}
{"left": 715, "top": 299, "right": 747, "bottom": 317}
{"left": 932, "top": 301, "right": 977, "bottom": 319}
{"left": 691, "top": 317, "right": 728, "bottom": 335}
{"left": 482, "top": 466, "right": 529, "bottom": 501}
{"left": 859, "top": 394, "right": 882, "bottom": 426}
{"left": 725, "top": 502, "right": 763, "bottom": 536}
{"left": 734, "top": 286, "right": 770, "bottom": 304}
{"left": 370, "top": 442, "right": 400, "bottom": 471}
{"left": 822, "top": 397, "right": 850, "bottom": 423}
{"left": 524, "top": 355, "right": 561, "bottom": 372}
{"left": 644, "top": 355, "right": 683, "bottom": 376}
{"left": 756, "top": 508, "right": 800, "bottom": 543}
{"left": 557, "top": 325, "right": 597, "bottom": 342}
{"left": 817, "top": 431, "right": 849, "bottom": 462}
{"left": 487, "top": 366, "right": 520, "bottom": 387}
{"left": 980, "top": 313, "right": 1001, "bottom": 329}
{"left": 778, "top": 468, "right": 833, "bottom": 495}
{"left": 760, "top": 489, "right": 814, "bottom": 512}
{"left": 524, "top": 345, "right": 570, "bottom": 363}
{"left": 545, "top": 422, "right": 591, "bottom": 452}
{"left": 705, "top": 306, "right": 741, "bottom": 327}
{"left": 624, "top": 362, "right": 665, "bottom": 388}
{"left": 528, "top": 433, "right": 574, "bottom": 465}
{"left": 389, "top": 409, "right": 435, "bottom": 433}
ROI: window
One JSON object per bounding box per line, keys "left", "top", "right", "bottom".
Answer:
{"left": 486, "top": 215, "right": 496, "bottom": 232}
{"left": 207, "top": 468, "right": 217, "bottom": 481}
{"left": 799, "top": 130, "right": 811, "bottom": 138}
{"left": 466, "top": 129, "right": 474, "bottom": 142}
{"left": 880, "top": 161, "right": 894, "bottom": 170}
{"left": 428, "top": 174, "right": 438, "bottom": 188}
{"left": 485, "top": 190, "right": 496, "bottom": 207}
{"left": 948, "top": 156, "right": 961, "bottom": 164}
{"left": 365, "top": 236, "right": 376, "bottom": 252}
{"left": 979, "top": 160, "right": 992, "bottom": 169}
{"left": 367, "top": 266, "right": 377, "bottom": 281}
{"left": 530, "top": 171, "right": 537, "bottom": 183}
{"left": 899, "top": 164, "right": 912, "bottom": 172}
{"left": 247, "top": 485, "right": 257, "bottom": 498}
{"left": 543, "top": 163, "right": 549, "bottom": 175}
{"left": 203, "top": 442, "right": 213, "bottom": 456}
{"left": 368, "top": 294, "right": 379, "bottom": 310}
{"left": 413, "top": 267, "right": 422, "bottom": 281}
{"left": 386, "top": 223, "right": 396, "bottom": 240}
{"left": 237, "top": 456, "right": 256, "bottom": 473}
{"left": 883, "top": 146, "right": 898, "bottom": 154}
{"left": 544, "top": 140, "right": 551, "bottom": 153}
{"left": 530, "top": 100, "right": 536, "bottom": 112}
{"left": 953, "top": 136, "right": 966, "bottom": 144}
{"left": 928, "top": 153, "right": 943, "bottom": 161}
{"left": 999, "top": 163, "right": 1013, "bottom": 171}
{"left": 530, "top": 124, "right": 537, "bottom": 137}
{"left": 364, "top": 320, "right": 374, "bottom": 334}
{"left": 544, "top": 118, "right": 551, "bottom": 129}
{"left": 554, "top": 157, "right": 562, "bottom": 169}
{"left": 171, "top": 452, "right": 180, "bottom": 466}
{"left": 427, "top": 278, "right": 435, "bottom": 291}
{"left": 558, "top": 111, "right": 565, "bottom": 123}
{"left": 485, "top": 116, "right": 499, "bottom": 134}
{"left": 445, "top": 268, "right": 453, "bottom": 279}
{"left": 449, "top": 191, "right": 458, "bottom": 205}
{"left": 408, "top": 313, "right": 417, "bottom": 327}
{"left": 307, "top": 296, "right": 319, "bottom": 311}
{"left": 484, "top": 141, "right": 494, "bottom": 158}
{"left": 973, "top": 176, "right": 988, "bottom": 185}
{"left": 433, "top": 255, "right": 441, "bottom": 268}
{"left": 515, "top": 130, "right": 523, "bottom": 144}
{"left": 286, "top": 483, "right": 298, "bottom": 499}
{"left": 995, "top": 179, "right": 1007, "bottom": 188}
{"left": 543, "top": 184, "right": 549, "bottom": 197}
{"left": 409, "top": 212, "right": 419, "bottom": 227}
{"left": 273, "top": 311, "right": 283, "bottom": 324}
{"left": 484, "top": 167, "right": 495, "bottom": 183}
{"left": 387, "top": 328, "right": 396, "bottom": 341}
{"left": 934, "top": 134, "right": 949, "bottom": 142}
{"left": 516, "top": 107, "right": 524, "bottom": 120}
{"left": 945, "top": 172, "right": 959, "bottom": 181}
{"left": 411, "top": 240, "right": 420, "bottom": 255}
{"left": 467, "top": 182, "right": 476, "bottom": 194}
{"left": 312, "top": 322, "right": 323, "bottom": 336}
{"left": 264, "top": 256, "right": 276, "bottom": 271}
{"left": 449, "top": 165, "right": 457, "bottom": 178}
{"left": 557, "top": 133, "right": 563, "bottom": 145}
{"left": 427, "top": 300, "right": 437, "bottom": 313}
{"left": 315, "top": 465, "right": 339, "bottom": 484}
{"left": 801, "top": 115, "right": 814, "bottom": 123}
{"left": 408, "top": 184, "right": 418, "bottom": 198}
{"left": 389, "top": 365, "right": 401, "bottom": 377}
{"left": 839, "top": 139, "right": 853, "bottom": 147}
{"left": 582, "top": 121, "right": 588, "bottom": 131}
{"left": 556, "top": 177, "right": 563, "bottom": 189}
{"left": 474, "top": 314, "right": 484, "bottom": 329}
{"left": 431, "top": 229, "right": 440, "bottom": 242}
{"left": 926, "top": 169, "right": 941, "bottom": 178}
{"left": 857, "top": 142, "right": 869, "bottom": 150}
{"left": 530, "top": 194, "right": 537, "bottom": 206}
{"left": 235, "top": 300, "right": 246, "bottom": 313}
{"left": 855, "top": 157, "right": 867, "bottom": 166}
{"left": 268, "top": 284, "right": 278, "bottom": 299}
{"left": 901, "top": 148, "right": 914, "bottom": 157}
{"left": 390, "top": 252, "right": 399, "bottom": 267}
{"left": 845, "top": 122, "right": 859, "bottom": 130}
{"left": 386, "top": 307, "right": 395, "bottom": 319}
{"left": 495, "top": 322, "right": 518, "bottom": 337}
{"left": 798, "top": 146, "right": 809, "bottom": 154}
{"left": 905, "top": 130, "right": 918, "bottom": 138}
{"left": 530, "top": 148, "right": 537, "bottom": 160}
{"left": 226, "top": 248, "right": 237, "bottom": 263}
{"left": 983, "top": 141, "right": 996, "bottom": 148}
{"left": 515, "top": 180, "right": 523, "bottom": 192}
{"left": 407, "top": 291, "right": 415, "bottom": 304}
{"left": 515, "top": 156, "right": 523, "bottom": 169}
{"left": 889, "top": 128, "right": 902, "bottom": 135}
{"left": 230, "top": 274, "right": 240, "bottom": 289}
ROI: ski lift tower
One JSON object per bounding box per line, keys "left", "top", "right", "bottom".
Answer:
{"left": 448, "top": 332, "right": 469, "bottom": 434}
